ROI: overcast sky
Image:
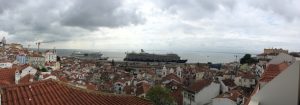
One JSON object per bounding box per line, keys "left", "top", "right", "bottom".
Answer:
{"left": 0, "top": 0, "right": 300, "bottom": 53}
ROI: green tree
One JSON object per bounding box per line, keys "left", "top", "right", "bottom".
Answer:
{"left": 240, "top": 54, "right": 258, "bottom": 64}
{"left": 146, "top": 85, "right": 174, "bottom": 105}
{"left": 39, "top": 67, "right": 48, "bottom": 72}
{"left": 111, "top": 59, "right": 115, "bottom": 66}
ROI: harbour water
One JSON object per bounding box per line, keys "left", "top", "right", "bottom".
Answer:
{"left": 41, "top": 49, "right": 257, "bottom": 63}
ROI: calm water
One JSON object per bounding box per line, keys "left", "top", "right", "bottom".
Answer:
{"left": 39, "top": 49, "right": 254, "bottom": 63}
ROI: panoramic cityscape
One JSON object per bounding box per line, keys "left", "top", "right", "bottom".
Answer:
{"left": 0, "top": 0, "right": 299, "bottom": 105}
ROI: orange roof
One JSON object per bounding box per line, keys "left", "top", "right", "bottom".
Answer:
{"left": 170, "top": 90, "right": 183, "bottom": 105}
{"left": 19, "top": 74, "right": 35, "bottom": 84}
{"left": 0, "top": 80, "right": 11, "bottom": 86}
{"left": 136, "top": 82, "right": 151, "bottom": 96}
{"left": 215, "top": 90, "right": 242, "bottom": 102}
{"left": 86, "top": 83, "right": 97, "bottom": 91}
{"left": 186, "top": 79, "right": 212, "bottom": 93}
{"left": 162, "top": 73, "right": 182, "bottom": 83}
{"left": 58, "top": 76, "right": 69, "bottom": 82}
{"left": 0, "top": 67, "right": 18, "bottom": 86}
{"left": 259, "top": 62, "right": 289, "bottom": 82}
{"left": 237, "top": 71, "right": 256, "bottom": 79}
{"left": 1, "top": 80, "right": 153, "bottom": 105}
{"left": 29, "top": 54, "right": 44, "bottom": 57}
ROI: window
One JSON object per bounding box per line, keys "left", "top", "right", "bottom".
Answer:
{"left": 191, "top": 94, "right": 195, "bottom": 101}
{"left": 187, "top": 93, "right": 195, "bottom": 101}
{"left": 184, "top": 92, "right": 188, "bottom": 97}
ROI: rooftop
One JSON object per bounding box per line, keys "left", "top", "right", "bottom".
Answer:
{"left": 162, "top": 73, "right": 182, "bottom": 83}
{"left": 186, "top": 79, "right": 212, "bottom": 93}
{"left": 0, "top": 67, "right": 18, "bottom": 86}
{"left": 215, "top": 90, "right": 242, "bottom": 102}
{"left": 1, "top": 79, "right": 153, "bottom": 105}
{"left": 260, "top": 62, "right": 289, "bottom": 82}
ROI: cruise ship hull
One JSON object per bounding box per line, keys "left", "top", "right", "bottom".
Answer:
{"left": 124, "top": 50, "right": 187, "bottom": 63}
{"left": 71, "top": 51, "right": 108, "bottom": 60}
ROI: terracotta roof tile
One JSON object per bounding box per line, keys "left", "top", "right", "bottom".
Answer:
{"left": 186, "top": 79, "right": 212, "bottom": 93}
{"left": 136, "top": 82, "right": 151, "bottom": 96}
{"left": 237, "top": 72, "right": 256, "bottom": 79}
{"left": 0, "top": 67, "right": 18, "bottom": 86}
{"left": 1, "top": 80, "right": 153, "bottom": 105}
{"left": 19, "top": 74, "right": 34, "bottom": 84}
{"left": 259, "top": 62, "right": 289, "bottom": 82}
{"left": 86, "top": 83, "right": 97, "bottom": 91}
{"left": 215, "top": 90, "right": 242, "bottom": 102}
{"left": 162, "top": 73, "right": 182, "bottom": 83}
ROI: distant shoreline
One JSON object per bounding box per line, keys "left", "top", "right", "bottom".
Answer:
{"left": 30, "top": 48, "right": 253, "bottom": 63}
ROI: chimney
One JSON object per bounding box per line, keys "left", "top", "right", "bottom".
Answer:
{"left": 15, "top": 71, "right": 21, "bottom": 84}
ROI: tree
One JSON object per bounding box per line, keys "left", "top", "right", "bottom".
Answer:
{"left": 38, "top": 67, "right": 48, "bottom": 72}
{"left": 57, "top": 56, "right": 61, "bottom": 61}
{"left": 146, "top": 85, "right": 174, "bottom": 105}
{"left": 240, "top": 54, "right": 258, "bottom": 64}
{"left": 111, "top": 59, "right": 115, "bottom": 66}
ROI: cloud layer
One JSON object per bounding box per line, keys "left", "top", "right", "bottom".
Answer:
{"left": 0, "top": 0, "right": 299, "bottom": 52}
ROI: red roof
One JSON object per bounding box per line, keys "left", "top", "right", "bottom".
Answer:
{"left": 222, "top": 79, "right": 236, "bottom": 87}
{"left": 162, "top": 73, "right": 182, "bottom": 83}
{"left": 19, "top": 74, "right": 35, "bottom": 84}
{"left": 259, "top": 62, "right": 289, "bottom": 82}
{"left": 0, "top": 67, "right": 18, "bottom": 86}
{"left": 186, "top": 79, "right": 212, "bottom": 93}
{"left": 29, "top": 54, "right": 44, "bottom": 57}
{"left": 1, "top": 80, "right": 153, "bottom": 105}
{"left": 124, "top": 85, "right": 134, "bottom": 95}
{"left": 237, "top": 71, "right": 256, "bottom": 79}
{"left": 170, "top": 90, "right": 183, "bottom": 105}
{"left": 215, "top": 90, "right": 242, "bottom": 102}
{"left": 136, "top": 82, "right": 151, "bottom": 96}
{"left": 0, "top": 80, "right": 11, "bottom": 86}
{"left": 86, "top": 83, "right": 97, "bottom": 91}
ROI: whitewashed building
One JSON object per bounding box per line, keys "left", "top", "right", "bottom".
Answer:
{"left": 0, "top": 62, "right": 13, "bottom": 68}
{"left": 248, "top": 61, "right": 299, "bottom": 105}
{"left": 212, "top": 90, "right": 243, "bottom": 105}
{"left": 183, "top": 80, "right": 220, "bottom": 105}
{"left": 15, "top": 65, "right": 37, "bottom": 84}
{"left": 267, "top": 53, "right": 295, "bottom": 66}
{"left": 162, "top": 65, "right": 183, "bottom": 78}
{"left": 234, "top": 72, "right": 256, "bottom": 88}
{"left": 43, "top": 50, "right": 57, "bottom": 62}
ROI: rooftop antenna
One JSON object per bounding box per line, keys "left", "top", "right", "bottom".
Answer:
{"left": 28, "top": 44, "right": 31, "bottom": 49}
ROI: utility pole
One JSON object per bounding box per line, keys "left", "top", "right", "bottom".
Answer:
{"left": 234, "top": 55, "right": 239, "bottom": 77}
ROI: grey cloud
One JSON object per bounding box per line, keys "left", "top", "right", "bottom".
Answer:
{"left": 0, "top": 0, "right": 25, "bottom": 14}
{"left": 154, "top": 0, "right": 236, "bottom": 20}
{"left": 155, "top": 0, "right": 300, "bottom": 21}
{"left": 0, "top": 0, "right": 144, "bottom": 44}
{"left": 247, "top": 0, "right": 300, "bottom": 21}
{"left": 61, "top": 0, "right": 144, "bottom": 30}
{"left": 0, "top": 0, "right": 75, "bottom": 42}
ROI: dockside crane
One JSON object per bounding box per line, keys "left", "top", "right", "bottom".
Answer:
{"left": 36, "top": 40, "right": 55, "bottom": 53}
